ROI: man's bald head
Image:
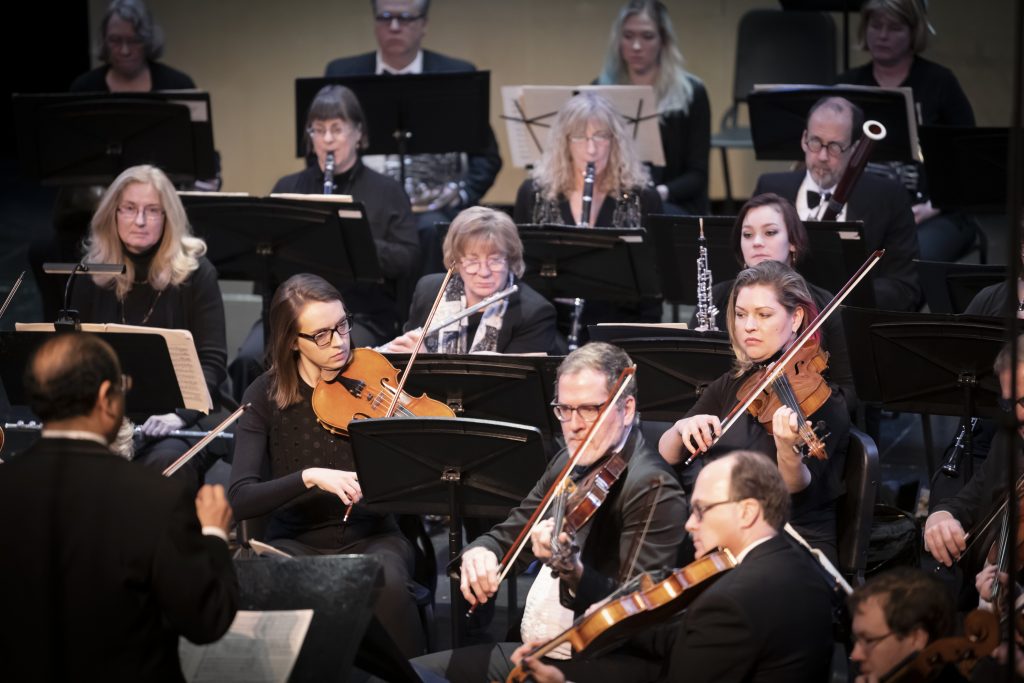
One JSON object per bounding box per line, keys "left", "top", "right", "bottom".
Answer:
{"left": 24, "top": 333, "right": 123, "bottom": 423}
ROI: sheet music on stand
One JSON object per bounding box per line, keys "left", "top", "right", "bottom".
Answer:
{"left": 501, "top": 85, "right": 664, "bottom": 168}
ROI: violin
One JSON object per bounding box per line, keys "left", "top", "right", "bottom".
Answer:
{"left": 505, "top": 550, "right": 736, "bottom": 682}
{"left": 311, "top": 347, "right": 454, "bottom": 435}
{"left": 737, "top": 338, "right": 832, "bottom": 460}
{"left": 879, "top": 609, "right": 998, "bottom": 683}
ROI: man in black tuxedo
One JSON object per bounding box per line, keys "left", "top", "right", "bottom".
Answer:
{"left": 513, "top": 450, "right": 835, "bottom": 683}
{"left": 0, "top": 333, "right": 238, "bottom": 681}
{"left": 324, "top": 0, "right": 503, "bottom": 274}
{"left": 754, "top": 96, "right": 922, "bottom": 312}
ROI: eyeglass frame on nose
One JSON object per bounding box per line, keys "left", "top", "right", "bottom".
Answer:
{"left": 296, "top": 319, "right": 352, "bottom": 348}
{"left": 308, "top": 124, "right": 356, "bottom": 139}
{"left": 569, "top": 132, "right": 614, "bottom": 146}
{"left": 688, "top": 498, "right": 738, "bottom": 522}
{"left": 851, "top": 631, "right": 895, "bottom": 651}
{"left": 459, "top": 256, "right": 508, "bottom": 275}
{"left": 116, "top": 204, "right": 165, "bottom": 222}
{"left": 550, "top": 402, "right": 605, "bottom": 423}
{"left": 803, "top": 134, "right": 851, "bottom": 158}
{"left": 105, "top": 35, "right": 144, "bottom": 49}
{"left": 375, "top": 11, "right": 424, "bottom": 25}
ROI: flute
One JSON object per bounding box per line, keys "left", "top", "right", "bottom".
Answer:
{"left": 421, "top": 284, "right": 518, "bottom": 335}
{"left": 3, "top": 420, "right": 235, "bottom": 440}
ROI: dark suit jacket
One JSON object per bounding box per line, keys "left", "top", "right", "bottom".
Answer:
{"left": 323, "top": 50, "right": 502, "bottom": 206}
{"left": 404, "top": 273, "right": 557, "bottom": 354}
{"left": 754, "top": 170, "right": 923, "bottom": 312}
{"left": 0, "top": 438, "right": 238, "bottom": 682}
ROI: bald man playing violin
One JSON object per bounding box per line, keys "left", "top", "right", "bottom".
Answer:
{"left": 405, "top": 342, "right": 688, "bottom": 683}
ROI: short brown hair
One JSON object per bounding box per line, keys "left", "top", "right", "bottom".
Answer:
{"left": 731, "top": 193, "right": 810, "bottom": 267}
{"left": 304, "top": 85, "right": 369, "bottom": 156}
{"left": 724, "top": 450, "right": 791, "bottom": 530}
{"left": 443, "top": 206, "right": 525, "bottom": 277}
{"left": 266, "top": 274, "right": 345, "bottom": 409}
{"left": 848, "top": 567, "right": 953, "bottom": 642}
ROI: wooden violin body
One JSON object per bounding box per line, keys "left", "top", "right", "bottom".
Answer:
{"left": 880, "top": 609, "right": 998, "bottom": 682}
{"left": 505, "top": 550, "right": 736, "bottom": 682}
{"left": 311, "top": 348, "right": 454, "bottom": 436}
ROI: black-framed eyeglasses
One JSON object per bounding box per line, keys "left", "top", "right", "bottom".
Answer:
{"left": 804, "top": 135, "right": 850, "bottom": 158}
{"left": 375, "top": 11, "right": 424, "bottom": 25}
{"left": 998, "top": 396, "right": 1024, "bottom": 413}
{"left": 852, "top": 631, "right": 894, "bottom": 651}
{"left": 296, "top": 320, "right": 352, "bottom": 348}
{"left": 550, "top": 402, "right": 604, "bottom": 423}
{"left": 689, "top": 498, "right": 737, "bottom": 522}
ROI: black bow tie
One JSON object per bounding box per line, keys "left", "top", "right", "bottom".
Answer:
{"left": 806, "top": 190, "right": 832, "bottom": 210}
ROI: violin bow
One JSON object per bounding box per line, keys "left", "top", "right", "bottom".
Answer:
{"left": 468, "top": 366, "right": 636, "bottom": 615}
{"left": 0, "top": 271, "right": 25, "bottom": 323}
{"left": 162, "top": 403, "right": 249, "bottom": 477}
{"left": 683, "top": 249, "right": 885, "bottom": 466}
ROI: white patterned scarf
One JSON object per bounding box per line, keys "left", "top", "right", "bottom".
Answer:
{"left": 423, "top": 274, "right": 511, "bottom": 354}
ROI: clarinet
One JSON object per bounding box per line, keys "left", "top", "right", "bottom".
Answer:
{"left": 323, "top": 151, "right": 335, "bottom": 195}
{"left": 694, "top": 218, "right": 719, "bottom": 331}
{"left": 566, "top": 162, "right": 597, "bottom": 351}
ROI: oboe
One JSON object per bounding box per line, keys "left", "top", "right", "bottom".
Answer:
{"left": 567, "top": 163, "right": 596, "bottom": 351}
{"left": 694, "top": 218, "right": 719, "bottom": 331}
{"left": 323, "top": 151, "right": 335, "bottom": 195}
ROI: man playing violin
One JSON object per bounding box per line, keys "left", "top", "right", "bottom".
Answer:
{"left": 847, "top": 568, "right": 966, "bottom": 683}
{"left": 512, "top": 449, "right": 835, "bottom": 683}
{"left": 659, "top": 260, "right": 851, "bottom": 563}
{"left": 407, "top": 342, "right": 688, "bottom": 683}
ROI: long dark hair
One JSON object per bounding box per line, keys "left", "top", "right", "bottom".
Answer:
{"left": 266, "top": 273, "right": 345, "bottom": 409}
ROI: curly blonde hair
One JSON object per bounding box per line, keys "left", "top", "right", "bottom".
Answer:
{"left": 82, "top": 164, "right": 206, "bottom": 299}
{"left": 530, "top": 92, "right": 649, "bottom": 202}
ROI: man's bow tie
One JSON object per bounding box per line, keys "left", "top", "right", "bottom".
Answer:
{"left": 806, "top": 190, "right": 832, "bottom": 210}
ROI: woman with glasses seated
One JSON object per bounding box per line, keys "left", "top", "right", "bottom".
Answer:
{"left": 71, "top": 164, "right": 228, "bottom": 494}
{"left": 384, "top": 206, "right": 558, "bottom": 355}
{"left": 229, "top": 273, "right": 425, "bottom": 658}
{"left": 659, "top": 260, "right": 850, "bottom": 563}
{"left": 70, "top": 0, "right": 194, "bottom": 92}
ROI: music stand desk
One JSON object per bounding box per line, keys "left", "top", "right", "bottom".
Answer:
{"left": 915, "top": 260, "right": 1005, "bottom": 314}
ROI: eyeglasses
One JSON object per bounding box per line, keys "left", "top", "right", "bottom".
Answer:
{"left": 117, "top": 204, "right": 164, "bottom": 222}
{"left": 804, "top": 135, "right": 851, "bottom": 158}
{"left": 689, "top": 499, "right": 738, "bottom": 522}
{"left": 550, "top": 402, "right": 605, "bottom": 423}
{"left": 852, "top": 631, "right": 894, "bottom": 651}
{"left": 296, "top": 319, "right": 352, "bottom": 348}
{"left": 308, "top": 124, "right": 356, "bottom": 139}
{"left": 998, "top": 396, "right": 1024, "bottom": 413}
{"left": 459, "top": 256, "right": 508, "bottom": 275}
{"left": 375, "top": 11, "right": 424, "bottom": 25}
{"left": 105, "top": 36, "right": 143, "bottom": 49}
{"left": 569, "top": 131, "right": 613, "bottom": 146}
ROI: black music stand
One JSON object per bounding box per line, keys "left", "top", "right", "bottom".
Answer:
{"left": 920, "top": 126, "right": 1009, "bottom": 214}
{"left": 348, "top": 417, "right": 548, "bottom": 647}
{"left": 516, "top": 224, "right": 660, "bottom": 303}
{"left": 12, "top": 91, "right": 216, "bottom": 185}
{"left": 748, "top": 86, "right": 918, "bottom": 163}
{"left": 181, "top": 194, "right": 380, "bottom": 338}
{"left": 0, "top": 330, "right": 185, "bottom": 419}
{"left": 646, "top": 214, "right": 874, "bottom": 308}
{"left": 295, "top": 73, "right": 491, "bottom": 184}
{"left": 585, "top": 328, "right": 734, "bottom": 421}
{"left": 383, "top": 353, "right": 563, "bottom": 455}
{"left": 915, "top": 260, "right": 1006, "bottom": 314}
{"left": 841, "top": 306, "right": 1004, "bottom": 475}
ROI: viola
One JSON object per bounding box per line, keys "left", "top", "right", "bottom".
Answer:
{"left": 879, "top": 609, "right": 998, "bottom": 683}
{"left": 737, "top": 338, "right": 832, "bottom": 460}
{"left": 311, "top": 347, "right": 455, "bottom": 436}
{"left": 505, "top": 550, "right": 736, "bottom": 682}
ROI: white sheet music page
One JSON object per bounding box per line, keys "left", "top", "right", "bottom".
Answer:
{"left": 179, "top": 609, "right": 313, "bottom": 683}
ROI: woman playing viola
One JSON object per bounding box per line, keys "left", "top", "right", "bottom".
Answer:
{"left": 386, "top": 206, "right": 557, "bottom": 355}
{"left": 227, "top": 273, "right": 424, "bottom": 657}
{"left": 660, "top": 260, "right": 850, "bottom": 562}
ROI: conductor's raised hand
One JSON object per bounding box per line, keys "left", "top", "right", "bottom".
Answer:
{"left": 460, "top": 546, "right": 499, "bottom": 606}
{"left": 195, "top": 484, "right": 233, "bottom": 534}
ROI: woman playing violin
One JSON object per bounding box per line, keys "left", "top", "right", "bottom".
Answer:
{"left": 660, "top": 260, "right": 850, "bottom": 562}
{"left": 227, "top": 273, "right": 424, "bottom": 657}
{"left": 385, "top": 206, "right": 558, "bottom": 355}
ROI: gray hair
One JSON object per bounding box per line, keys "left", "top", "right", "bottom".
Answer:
{"left": 98, "top": 0, "right": 164, "bottom": 62}
{"left": 556, "top": 342, "right": 637, "bottom": 403}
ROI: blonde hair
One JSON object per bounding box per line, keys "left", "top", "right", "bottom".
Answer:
{"left": 725, "top": 261, "right": 820, "bottom": 377}
{"left": 597, "top": 0, "right": 697, "bottom": 114}
{"left": 82, "top": 164, "right": 205, "bottom": 299}
{"left": 443, "top": 206, "right": 525, "bottom": 277}
{"left": 530, "top": 92, "right": 649, "bottom": 202}
{"left": 857, "top": 0, "right": 930, "bottom": 54}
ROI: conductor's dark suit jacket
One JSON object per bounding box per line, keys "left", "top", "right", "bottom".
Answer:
{"left": 324, "top": 49, "right": 502, "bottom": 206}
{"left": 0, "top": 438, "right": 238, "bottom": 682}
{"left": 754, "top": 170, "right": 923, "bottom": 312}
